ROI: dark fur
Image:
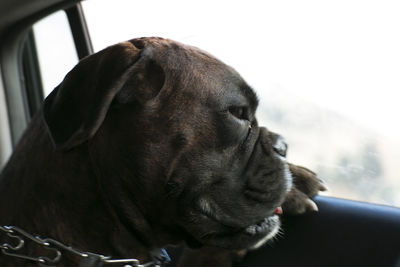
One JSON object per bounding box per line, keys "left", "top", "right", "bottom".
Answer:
{"left": 0, "top": 37, "right": 324, "bottom": 266}
{"left": 177, "top": 163, "right": 326, "bottom": 267}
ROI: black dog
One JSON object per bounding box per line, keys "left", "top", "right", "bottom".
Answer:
{"left": 0, "top": 37, "right": 325, "bottom": 266}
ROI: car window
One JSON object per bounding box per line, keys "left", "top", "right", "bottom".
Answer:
{"left": 33, "top": 10, "right": 79, "bottom": 96}
{"left": 81, "top": 0, "right": 400, "bottom": 208}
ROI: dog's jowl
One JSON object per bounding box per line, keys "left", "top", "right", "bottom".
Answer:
{"left": 0, "top": 37, "right": 325, "bottom": 267}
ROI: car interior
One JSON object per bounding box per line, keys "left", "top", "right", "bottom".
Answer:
{"left": 0, "top": 0, "right": 399, "bottom": 266}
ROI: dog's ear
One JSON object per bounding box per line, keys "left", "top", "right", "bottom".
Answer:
{"left": 43, "top": 41, "right": 165, "bottom": 151}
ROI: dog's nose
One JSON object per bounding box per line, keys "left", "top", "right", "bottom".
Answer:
{"left": 259, "top": 128, "right": 288, "bottom": 157}
{"left": 271, "top": 133, "right": 288, "bottom": 157}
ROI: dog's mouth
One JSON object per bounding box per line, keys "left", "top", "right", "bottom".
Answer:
{"left": 245, "top": 206, "right": 282, "bottom": 235}
{"left": 245, "top": 214, "right": 281, "bottom": 250}
{"left": 182, "top": 202, "right": 283, "bottom": 250}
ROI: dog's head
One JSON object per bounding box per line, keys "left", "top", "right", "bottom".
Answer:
{"left": 43, "top": 37, "right": 292, "bottom": 250}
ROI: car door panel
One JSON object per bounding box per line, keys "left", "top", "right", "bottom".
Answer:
{"left": 236, "top": 196, "right": 400, "bottom": 267}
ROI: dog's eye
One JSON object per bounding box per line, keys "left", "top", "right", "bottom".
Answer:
{"left": 229, "top": 106, "right": 249, "bottom": 121}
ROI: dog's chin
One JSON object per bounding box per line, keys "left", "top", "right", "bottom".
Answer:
{"left": 247, "top": 216, "right": 281, "bottom": 250}
{"left": 183, "top": 213, "right": 281, "bottom": 250}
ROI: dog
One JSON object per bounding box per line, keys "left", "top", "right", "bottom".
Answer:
{"left": 0, "top": 37, "right": 325, "bottom": 266}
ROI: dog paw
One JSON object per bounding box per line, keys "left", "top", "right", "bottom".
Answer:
{"left": 282, "top": 163, "right": 327, "bottom": 215}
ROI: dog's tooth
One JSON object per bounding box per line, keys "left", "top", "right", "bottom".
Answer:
{"left": 246, "top": 225, "right": 257, "bottom": 235}
{"left": 256, "top": 225, "right": 263, "bottom": 232}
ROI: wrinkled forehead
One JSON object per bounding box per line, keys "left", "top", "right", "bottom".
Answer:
{"left": 194, "top": 50, "right": 259, "bottom": 111}
{"left": 214, "top": 67, "right": 259, "bottom": 111}
{"left": 154, "top": 40, "right": 259, "bottom": 110}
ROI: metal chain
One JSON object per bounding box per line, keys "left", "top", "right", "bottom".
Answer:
{"left": 0, "top": 225, "right": 169, "bottom": 267}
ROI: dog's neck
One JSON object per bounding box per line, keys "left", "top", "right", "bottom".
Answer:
{"left": 0, "top": 113, "right": 162, "bottom": 265}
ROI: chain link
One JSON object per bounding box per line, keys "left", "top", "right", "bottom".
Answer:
{"left": 0, "top": 225, "right": 169, "bottom": 267}
{"left": 0, "top": 225, "right": 62, "bottom": 264}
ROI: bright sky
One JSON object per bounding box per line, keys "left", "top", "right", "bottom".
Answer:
{"left": 37, "top": 0, "right": 400, "bottom": 140}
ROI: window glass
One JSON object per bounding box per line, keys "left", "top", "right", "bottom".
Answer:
{"left": 82, "top": 0, "right": 400, "bottom": 207}
{"left": 33, "top": 11, "right": 78, "bottom": 96}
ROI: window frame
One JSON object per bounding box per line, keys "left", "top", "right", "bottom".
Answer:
{"left": 0, "top": 1, "right": 93, "bottom": 147}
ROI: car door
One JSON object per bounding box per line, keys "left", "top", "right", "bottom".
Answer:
{"left": 237, "top": 196, "right": 400, "bottom": 267}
